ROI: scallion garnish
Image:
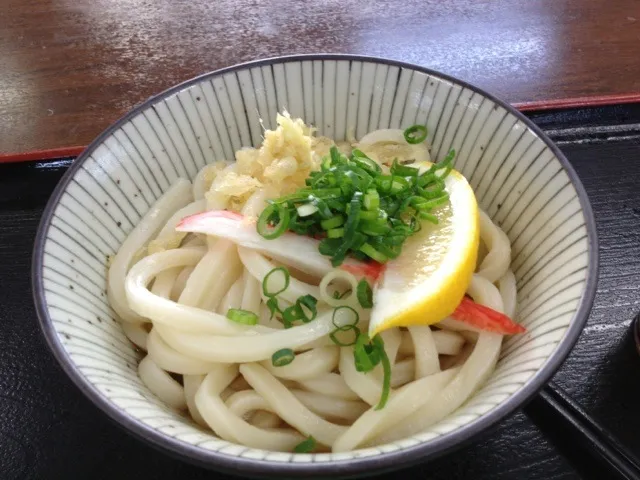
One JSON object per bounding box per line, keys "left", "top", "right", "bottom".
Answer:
{"left": 356, "top": 279, "right": 373, "bottom": 308}
{"left": 330, "top": 325, "right": 361, "bottom": 346}
{"left": 320, "top": 215, "right": 344, "bottom": 230}
{"left": 272, "top": 348, "right": 295, "bottom": 367}
{"left": 257, "top": 203, "right": 290, "bottom": 239}
{"left": 403, "top": 124, "right": 428, "bottom": 144}
{"left": 262, "top": 267, "right": 290, "bottom": 297}
{"left": 372, "top": 335, "right": 391, "bottom": 410}
{"left": 352, "top": 333, "right": 391, "bottom": 409}
{"left": 293, "top": 435, "right": 316, "bottom": 453}
{"left": 226, "top": 308, "right": 259, "bottom": 325}
{"left": 353, "top": 333, "right": 381, "bottom": 371}
{"left": 256, "top": 142, "right": 455, "bottom": 266}
{"left": 266, "top": 296, "right": 281, "bottom": 320}
{"left": 329, "top": 306, "right": 360, "bottom": 346}
{"left": 280, "top": 294, "right": 318, "bottom": 328}
{"left": 296, "top": 294, "right": 318, "bottom": 322}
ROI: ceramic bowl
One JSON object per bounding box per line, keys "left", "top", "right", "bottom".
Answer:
{"left": 32, "top": 54, "right": 598, "bottom": 477}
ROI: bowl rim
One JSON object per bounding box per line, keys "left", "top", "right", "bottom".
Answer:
{"left": 31, "top": 53, "right": 599, "bottom": 478}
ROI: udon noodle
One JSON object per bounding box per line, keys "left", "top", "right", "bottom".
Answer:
{"left": 107, "top": 114, "right": 515, "bottom": 453}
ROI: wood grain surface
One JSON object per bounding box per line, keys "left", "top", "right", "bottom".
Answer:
{"left": 0, "top": 105, "right": 639, "bottom": 479}
{"left": 1, "top": 0, "right": 640, "bottom": 155}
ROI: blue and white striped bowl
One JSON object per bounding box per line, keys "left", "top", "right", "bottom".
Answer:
{"left": 32, "top": 55, "right": 598, "bottom": 477}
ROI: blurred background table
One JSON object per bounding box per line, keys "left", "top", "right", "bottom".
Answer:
{"left": 1, "top": 0, "right": 640, "bottom": 157}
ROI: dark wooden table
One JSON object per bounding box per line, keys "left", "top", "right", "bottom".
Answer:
{"left": 1, "top": 0, "right": 640, "bottom": 157}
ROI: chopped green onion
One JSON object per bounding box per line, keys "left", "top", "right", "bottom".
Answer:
{"left": 330, "top": 325, "right": 361, "bottom": 346}
{"left": 255, "top": 140, "right": 456, "bottom": 267}
{"left": 332, "top": 289, "right": 352, "bottom": 300}
{"left": 282, "top": 294, "right": 318, "bottom": 328}
{"left": 282, "top": 305, "right": 299, "bottom": 328}
{"left": 390, "top": 159, "right": 419, "bottom": 177}
{"left": 332, "top": 305, "right": 359, "bottom": 327}
{"left": 331, "top": 192, "right": 362, "bottom": 267}
{"left": 403, "top": 124, "right": 428, "bottom": 144}
{"left": 353, "top": 333, "right": 381, "bottom": 372}
{"left": 293, "top": 435, "right": 316, "bottom": 453}
{"left": 319, "top": 238, "right": 342, "bottom": 256}
{"left": 390, "top": 176, "right": 411, "bottom": 194}
{"left": 296, "top": 204, "right": 318, "bottom": 217}
{"left": 359, "top": 219, "right": 391, "bottom": 236}
{"left": 272, "top": 348, "right": 295, "bottom": 367}
{"left": 358, "top": 210, "right": 379, "bottom": 221}
{"left": 296, "top": 295, "right": 318, "bottom": 323}
{"left": 356, "top": 280, "right": 373, "bottom": 308}
{"left": 359, "top": 243, "right": 389, "bottom": 263}
{"left": 372, "top": 335, "right": 391, "bottom": 409}
{"left": 226, "top": 308, "right": 258, "bottom": 325}
{"left": 262, "top": 267, "right": 290, "bottom": 298}
{"left": 257, "top": 203, "right": 290, "bottom": 239}
{"left": 419, "top": 211, "right": 439, "bottom": 223}
{"left": 327, "top": 227, "right": 345, "bottom": 238}
{"left": 320, "top": 215, "right": 345, "bottom": 230}
{"left": 352, "top": 150, "right": 382, "bottom": 174}
{"left": 329, "top": 306, "right": 360, "bottom": 346}
{"left": 369, "top": 237, "right": 401, "bottom": 259}
{"left": 363, "top": 189, "right": 380, "bottom": 210}
{"left": 375, "top": 175, "right": 393, "bottom": 193}
{"left": 266, "top": 296, "right": 281, "bottom": 320}
{"left": 330, "top": 145, "right": 341, "bottom": 165}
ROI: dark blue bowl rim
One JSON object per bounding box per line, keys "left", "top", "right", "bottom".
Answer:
{"left": 31, "top": 53, "right": 599, "bottom": 478}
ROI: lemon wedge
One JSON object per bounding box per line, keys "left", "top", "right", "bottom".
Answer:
{"left": 368, "top": 163, "right": 479, "bottom": 337}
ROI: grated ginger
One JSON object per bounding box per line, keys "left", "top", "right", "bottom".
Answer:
{"left": 205, "top": 111, "right": 327, "bottom": 212}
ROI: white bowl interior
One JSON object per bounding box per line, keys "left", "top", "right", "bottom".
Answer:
{"left": 38, "top": 58, "right": 592, "bottom": 465}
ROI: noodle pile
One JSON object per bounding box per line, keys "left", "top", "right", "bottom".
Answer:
{"left": 107, "top": 114, "right": 515, "bottom": 453}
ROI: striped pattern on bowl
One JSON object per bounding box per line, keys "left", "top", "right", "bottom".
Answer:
{"left": 33, "top": 55, "right": 597, "bottom": 476}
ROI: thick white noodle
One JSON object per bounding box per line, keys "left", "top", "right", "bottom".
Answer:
{"left": 239, "top": 247, "right": 320, "bottom": 303}
{"left": 151, "top": 267, "right": 181, "bottom": 299}
{"left": 498, "top": 269, "right": 517, "bottom": 319}
{"left": 195, "top": 364, "right": 304, "bottom": 450}
{"left": 153, "top": 307, "right": 354, "bottom": 363}
{"left": 260, "top": 346, "right": 339, "bottom": 381}
{"left": 389, "top": 359, "right": 415, "bottom": 388}
{"left": 373, "top": 276, "right": 504, "bottom": 444}
{"left": 225, "top": 389, "right": 278, "bottom": 420}
{"left": 333, "top": 367, "right": 459, "bottom": 452}
{"left": 125, "top": 249, "right": 275, "bottom": 335}
{"left": 179, "top": 240, "right": 241, "bottom": 311}
{"left": 339, "top": 346, "right": 382, "bottom": 406}
{"left": 240, "top": 363, "right": 347, "bottom": 446}
{"left": 218, "top": 275, "right": 244, "bottom": 314}
{"left": 240, "top": 270, "right": 262, "bottom": 313}
{"left": 408, "top": 326, "right": 440, "bottom": 379}
{"left": 399, "top": 329, "right": 465, "bottom": 357}
{"left": 291, "top": 390, "right": 368, "bottom": 422}
{"left": 297, "top": 373, "right": 361, "bottom": 401}
{"left": 147, "top": 328, "right": 216, "bottom": 375}
{"left": 170, "top": 266, "right": 194, "bottom": 300}
{"left": 138, "top": 355, "right": 186, "bottom": 410}
{"left": 319, "top": 269, "right": 360, "bottom": 308}
{"left": 152, "top": 199, "right": 206, "bottom": 248}
{"left": 250, "top": 411, "right": 281, "bottom": 429}
{"left": 183, "top": 374, "right": 207, "bottom": 427}
{"left": 108, "top": 179, "right": 192, "bottom": 322}
{"left": 121, "top": 321, "right": 149, "bottom": 350}
{"left": 476, "top": 209, "right": 511, "bottom": 283}
{"left": 226, "top": 389, "right": 366, "bottom": 424}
